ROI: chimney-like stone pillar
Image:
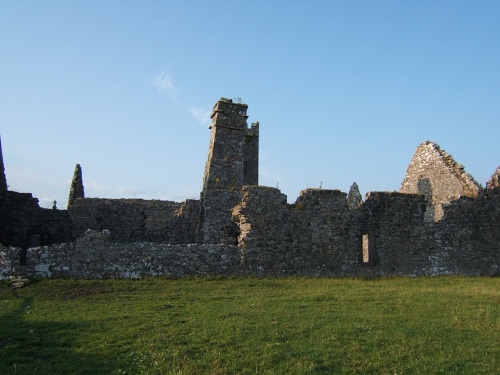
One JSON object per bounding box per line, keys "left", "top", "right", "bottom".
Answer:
{"left": 68, "top": 164, "right": 85, "bottom": 206}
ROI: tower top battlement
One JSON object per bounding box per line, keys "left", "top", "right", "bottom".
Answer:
{"left": 210, "top": 98, "right": 249, "bottom": 131}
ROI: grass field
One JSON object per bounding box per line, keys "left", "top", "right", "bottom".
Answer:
{"left": 0, "top": 276, "right": 498, "bottom": 374}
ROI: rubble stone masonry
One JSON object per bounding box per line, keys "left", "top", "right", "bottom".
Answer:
{"left": 0, "top": 99, "right": 498, "bottom": 279}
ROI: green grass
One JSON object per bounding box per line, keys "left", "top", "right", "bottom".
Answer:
{"left": 1, "top": 276, "right": 498, "bottom": 374}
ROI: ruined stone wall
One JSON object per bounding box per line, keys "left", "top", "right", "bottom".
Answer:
{"left": 1, "top": 187, "right": 498, "bottom": 280}
{"left": 0, "top": 191, "right": 49, "bottom": 255}
{"left": 400, "top": 141, "right": 481, "bottom": 221}
{"left": 23, "top": 230, "right": 241, "bottom": 279}
{"left": 69, "top": 198, "right": 199, "bottom": 243}
{"left": 434, "top": 187, "right": 500, "bottom": 276}
{"left": 233, "top": 188, "right": 440, "bottom": 277}
{"left": 40, "top": 208, "right": 72, "bottom": 246}
{"left": 360, "top": 192, "right": 433, "bottom": 276}
{"left": 233, "top": 187, "right": 362, "bottom": 276}
{"left": 0, "top": 192, "right": 73, "bottom": 266}
{"left": 197, "top": 190, "right": 241, "bottom": 245}
{"left": 232, "top": 186, "right": 499, "bottom": 277}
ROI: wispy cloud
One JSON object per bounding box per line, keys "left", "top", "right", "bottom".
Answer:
{"left": 153, "top": 71, "right": 212, "bottom": 127}
{"left": 189, "top": 107, "right": 211, "bottom": 126}
{"left": 153, "top": 71, "right": 176, "bottom": 97}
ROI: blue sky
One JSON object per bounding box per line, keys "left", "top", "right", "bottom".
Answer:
{"left": 1, "top": 1, "right": 499, "bottom": 208}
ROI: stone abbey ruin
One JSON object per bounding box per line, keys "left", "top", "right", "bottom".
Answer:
{"left": 1, "top": 98, "right": 499, "bottom": 279}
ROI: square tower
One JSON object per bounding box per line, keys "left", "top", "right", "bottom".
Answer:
{"left": 198, "top": 98, "right": 259, "bottom": 244}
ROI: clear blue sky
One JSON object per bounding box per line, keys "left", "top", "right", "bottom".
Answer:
{"left": 1, "top": 1, "right": 499, "bottom": 208}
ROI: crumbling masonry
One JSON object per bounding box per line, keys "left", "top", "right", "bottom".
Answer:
{"left": 1, "top": 98, "right": 499, "bottom": 279}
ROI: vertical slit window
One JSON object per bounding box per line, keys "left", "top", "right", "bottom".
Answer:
{"left": 362, "top": 234, "right": 370, "bottom": 264}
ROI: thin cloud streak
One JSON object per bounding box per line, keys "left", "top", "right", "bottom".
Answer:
{"left": 153, "top": 71, "right": 212, "bottom": 127}
{"left": 188, "top": 107, "right": 211, "bottom": 126}
{"left": 153, "top": 71, "right": 176, "bottom": 97}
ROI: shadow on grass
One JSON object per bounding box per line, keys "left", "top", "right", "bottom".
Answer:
{"left": 0, "top": 291, "right": 135, "bottom": 374}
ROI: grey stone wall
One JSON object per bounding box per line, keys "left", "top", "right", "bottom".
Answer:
{"left": 1, "top": 187, "right": 499, "bottom": 280}
{"left": 40, "top": 208, "right": 72, "bottom": 246}
{"left": 69, "top": 198, "right": 199, "bottom": 243}
{"left": 25, "top": 230, "right": 241, "bottom": 279}
{"left": 0, "top": 191, "right": 72, "bottom": 267}
{"left": 0, "top": 245, "right": 23, "bottom": 280}
{"left": 360, "top": 192, "right": 431, "bottom": 276}
{"left": 486, "top": 166, "right": 500, "bottom": 189}
{"left": 434, "top": 188, "right": 500, "bottom": 276}
{"left": 232, "top": 187, "right": 364, "bottom": 276}
{"left": 232, "top": 186, "right": 499, "bottom": 278}
{"left": 400, "top": 141, "right": 481, "bottom": 221}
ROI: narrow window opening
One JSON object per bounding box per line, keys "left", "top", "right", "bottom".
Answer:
{"left": 362, "top": 234, "right": 370, "bottom": 264}
{"left": 244, "top": 161, "right": 248, "bottom": 173}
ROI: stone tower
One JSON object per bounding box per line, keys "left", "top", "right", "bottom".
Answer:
{"left": 0, "top": 136, "right": 7, "bottom": 194}
{"left": 198, "top": 98, "right": 259, "bottom": 244}
{"left": 400, "top": 141, "right": 480, "bottom": 221}
{"left": 68, "top": 164, "right": 85, "bottom": 207}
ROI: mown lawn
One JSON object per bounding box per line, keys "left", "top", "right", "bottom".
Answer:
{"left": 0, "top": 276, "right": 498, "bottom": 374}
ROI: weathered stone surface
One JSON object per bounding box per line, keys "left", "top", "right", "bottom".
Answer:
{"left": 69, "top": 198, "right": 199, "bottom": 243}
{"left": 347, "top": 182, "right": 362, "bottom": 210}
{"left": 198, "top": 98, "right": 259, "bottom": 244}
{"left": 486, "top": 166, "right": 500, "bottom": 189}
{"left": 68, "top": 164, "right": 84, "bottom": 207}
{"left": 0, "top": 244, "right": 23, "bottom": 280}
{"left": 25, "top": 230, "right": 241, "bottom": 279}
{"left": 400, "top": 141, "right": 481, "bottom": 221}
{"left": 1, "top": 186, "right": 499, "bottom": 280}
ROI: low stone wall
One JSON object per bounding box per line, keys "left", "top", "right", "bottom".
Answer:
{"left": 0, "top": 245, "right": 23, "bottom": 280}
{"left": 24, "top": 230, "right": 241, "bottom": 279}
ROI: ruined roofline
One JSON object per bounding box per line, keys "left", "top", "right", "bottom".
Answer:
{"left": 402, "top": 140, "right": 481, "bottom": 197}
{"left": 486, "top": 166, "right": 500, "bottom": 189}
{"left": 422, "top": 141, "right": 481, "bottom": 194}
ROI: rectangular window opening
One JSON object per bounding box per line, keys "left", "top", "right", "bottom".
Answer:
{"left": 362, "top": 234, "right": 370, "bottom": 264}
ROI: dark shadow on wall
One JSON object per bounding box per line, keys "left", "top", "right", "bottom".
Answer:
{"left": 417, "top": 177, "right": 434, "bottom": 222}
